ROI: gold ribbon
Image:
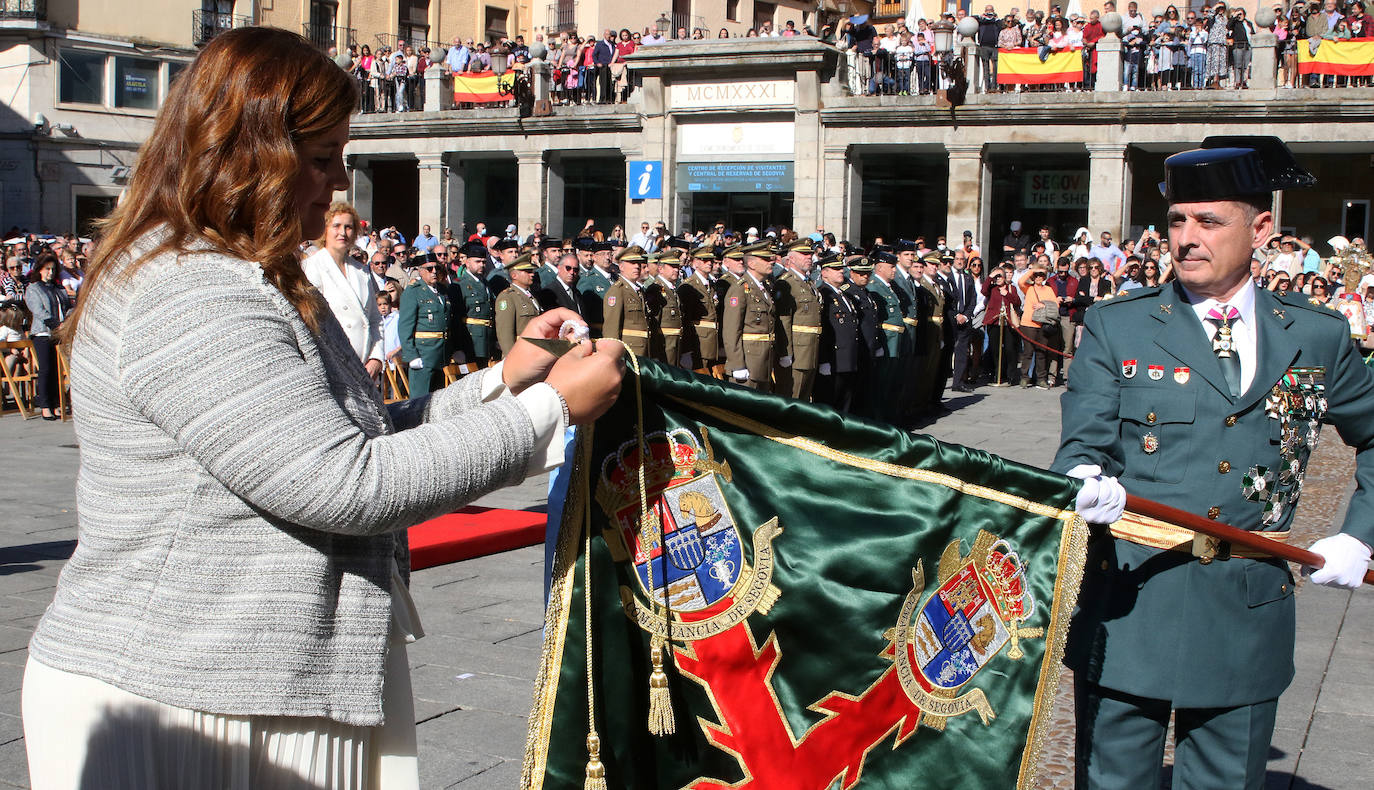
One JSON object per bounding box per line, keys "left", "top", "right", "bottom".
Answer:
{"left": 1109, "top": 510, "right": 1290, "bottom": 559}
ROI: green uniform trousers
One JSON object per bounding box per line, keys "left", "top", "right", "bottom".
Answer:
{"left": 1075, "top": 678, "right": 1277, "bottom": 790}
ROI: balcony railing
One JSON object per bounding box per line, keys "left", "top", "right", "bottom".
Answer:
{"left": 192, "top": 9, "right": 249, "bottom": 47}
{"left": 547, "top": 1, "right": 577, "bottom": 33}
{"left": 874, "top": 1, "right": 904, "bottom": 18}
{"left": 671, "top": 13, "right": 706, "bottom": 36}
{"left": 303, "top": 22, "right": 358, "bottom": 51}
{"left": 0, "top": 0, "right": 45, "bottom": 21}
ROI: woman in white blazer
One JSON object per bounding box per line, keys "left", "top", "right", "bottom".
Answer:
{"left": 302, "top": 202, "right": 385, "bottom": 378}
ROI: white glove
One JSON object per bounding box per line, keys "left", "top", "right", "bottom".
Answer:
{"left": 1074, "top": 473, "right": 1126, "bottom": 525}
{"left": 559, "top": 319, "right": 590, "bottom": 342}
{"left": 680, "top": 352, "right": 694, "bottom": 369}
{"left": 819, "top": 362, "right": 832, "bottom": 376}
{"left": 1306, "top": 533, "right": 1372, "bottom": 589}
{"left": 408, "top": 358, "right": 424, "bottom": 370}
{"left": 1066, "top": 464, "right": 1103, "bottom": 480}
{"left": 779, "top": 355, "right": 793, "bottom": 368}
{"left": 731, "top": 368, "right": 750, "bottom": 381}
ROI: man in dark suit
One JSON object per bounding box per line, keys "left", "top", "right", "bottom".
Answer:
{"left": 593, "top": 29, "right": 616, "bottom": 104}
{"left": 1056, "top": 136, "right": 1374, "bottom": 789}
{"left": 537, "top": 252, "right": 580, "bottom": 312}
{"left": 946, "top": 249, "right": 980, "bottom": 392}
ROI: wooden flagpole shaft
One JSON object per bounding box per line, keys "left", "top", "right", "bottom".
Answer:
{"left": 1124, "top": 494, "right": 1374, "bottom": 586}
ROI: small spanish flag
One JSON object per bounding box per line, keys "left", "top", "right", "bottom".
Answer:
{"left": 1298, "top": 37, "right": 1374, "bottom": 77}
{"left": 997, "top": 47, "right": 1084, "bottom": 85}
{"left": 452, "top": 70, "right": 518, "bottom": 103}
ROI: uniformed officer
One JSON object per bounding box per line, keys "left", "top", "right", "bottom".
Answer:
{"left": 535, "top": 237, "right": 564, "bottom": 290}
{"left": 774, "top": 237, "right": 823, "bottom": 401}
{"left": 721, "top": 240, "right": 780, "bottom": 391}
{"left": 1056, "top": 136, "right": 1374, "bottom": 790}
{"left": 917, "top": 253, "right": 950, "bottom": 414}
{"left": 494, "top": 252, "right": 543, "bottom": 356}
{"left": 816, "top": 251, "right": 861, "bottom": 412}
{"left": 487, "top": 238, "right": 519, "bottom": 294}
{"left": 682, "top": 243, "right": 723, "bottom": 377}
{"left": 449, "top": 240, "right": 497, "bottom": 370}
{"left": 603, "top": 245, "right": 653, "bottom": 357}
{"left": 647, "top": 247, "right": 687, "bottom": 366}
{"left": 716, "top": 244, "right": 745, "bottom": 307}
{"left": 397, "top": 252, "right": 450, "bottom": 396}
{"left": 573, "top": 236, "right": 596, "bottom": 272}
{"left": 577, "top": 242, "right": 615, "bottom": 338}
{"left": 845, "top": 258, "right": 887, "bottom": 415}
{"left": 864, "top": 251, "right": 907, "bottom": 423}
{"left": 892, "top": 241, "right": 927, "bottom": 424}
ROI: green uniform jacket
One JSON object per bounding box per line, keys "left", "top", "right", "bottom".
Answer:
{"left": 448, "top": 268, "right": 495, "bottom": 361}
{"left": 866, "top": 277, "right": 906, "bottom": 359}
{"left": 1053, "top": 282, "right": 1374, "bottom": 708}
{"left": 603, "top": 278, "right": 652, "bottom": 357}
{"left": 893, "top": 270, "right": 922, "bottom": 356}
{"left": 577, "top": 266, "right": 614, "bottom": 336}
{"left": 775, "top": 269, "right": 822, "bottom": 371}
{"left": 721, "top": 274, "right": 777, "bottom": 382}
{"left": 495, "top": 285, "right": 542, "bottom": 356}
{"left": 398, "top": 281, "right": 449, "bottom": 369}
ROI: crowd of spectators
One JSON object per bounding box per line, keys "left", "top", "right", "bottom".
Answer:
{"left": 0, "top": 232, "right": 90, "bottom": 420}
{"left": 343, "top": 0, "right": 1374, "bottom": 114}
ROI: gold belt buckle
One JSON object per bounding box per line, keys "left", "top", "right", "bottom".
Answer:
{"left": 1191, "top": 533, "right": 1229, "bottom": 563}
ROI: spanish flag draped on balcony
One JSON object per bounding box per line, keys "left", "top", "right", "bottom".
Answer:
{"left": 997, "top": 47, "right": 1084, "bottom": 85}
{"left": 452, "top": 70, "right": 517, "bottom": 103}
{"left": 1299, "top": 37, "right": 1374, "bottom": 77}
{"left": 521, "top": 356, "right": 1088, "bottom": 790}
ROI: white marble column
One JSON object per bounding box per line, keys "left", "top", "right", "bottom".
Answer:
{"left": 1086, "top": 142, "right": 1130, "bottom": 240}
{"left": 821, "top": 147, "right": 849, "bottom": 238}
{"left": 945, "top": 143, "right": 984, "bottom": 247}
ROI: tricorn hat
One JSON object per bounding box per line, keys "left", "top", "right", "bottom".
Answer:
{"left": 1160, "top": 136, "right": 1316, "bottom": 203}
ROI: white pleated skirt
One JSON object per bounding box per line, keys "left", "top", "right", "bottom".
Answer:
{"left": 23, "top": 564, "right": 423, "bottom": 790}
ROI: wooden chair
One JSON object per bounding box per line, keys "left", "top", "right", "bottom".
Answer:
{"left": 382, "top": 361, "right": 409, "bottom": 403}
{"left": 54, "top": 341, "right": 72, "bottom": 421}
{"left": 442, "top": 363, "right": 463, "bottom": 387}
{"left": 0, "top": 339, "right": 36, "bottom": 419}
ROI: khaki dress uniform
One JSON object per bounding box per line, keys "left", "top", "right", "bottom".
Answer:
{"left": 722, "top": 270, "right": 777, "bottom": 391}
{"left": 775, "top": 267, "right": 823, "bottom": 401}
{"left": 494, "top": 285, "right": 541, "bottom": 356}
{"left": 682, "top": 270, "right": 721, "bottom": 376}
{"left": 603, "top": 278, "right": 652, "bottom": 357}
{"left": 647, "top": 275, "right": 685, "bottom": 366}
{"left": 918, "top": 269, "right": 948, "bottom": 411}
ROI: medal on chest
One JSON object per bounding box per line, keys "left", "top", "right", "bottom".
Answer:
{"left": 1212, "top": 323, "right": 1235, "bottom": 357}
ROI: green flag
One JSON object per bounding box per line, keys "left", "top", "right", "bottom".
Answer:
{"left": 523, "top": 358, "right": 1087, "bottom": 789}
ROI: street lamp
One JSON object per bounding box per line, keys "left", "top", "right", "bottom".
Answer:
{"left": 656, "top": 13, "right": 671, "bottom": 37}
{"left": 932, "top": 18, "right": 955, "bottom": 55}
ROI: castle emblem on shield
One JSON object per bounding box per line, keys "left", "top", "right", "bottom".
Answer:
{"left": 595, "top": 428, "right": 782, "bottom": 639}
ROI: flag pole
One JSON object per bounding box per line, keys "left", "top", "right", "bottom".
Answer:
{"left": 1123, "top": 493, "right": 1374, "bottom": 586}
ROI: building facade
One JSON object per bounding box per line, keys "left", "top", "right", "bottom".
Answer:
{"left": 347, "top": 36, "right": 1374, "bottom": 257}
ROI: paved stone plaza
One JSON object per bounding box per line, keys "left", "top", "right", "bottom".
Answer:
{"left": 0, "top": 385, "right": 1368, "bottom": 788}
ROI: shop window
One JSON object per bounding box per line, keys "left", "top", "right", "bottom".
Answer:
{"left": 59, "top": 50, "right": 105, "bottom": 106}
{"left": 114, "top": 56, "right": 161, "bottom": 110}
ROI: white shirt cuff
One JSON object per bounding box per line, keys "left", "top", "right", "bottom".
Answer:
{"left": 479, "top": 362, "right": 567, "bottom": 473}
{"left": 516, "top": 382, "right": 568, "bottom": 473}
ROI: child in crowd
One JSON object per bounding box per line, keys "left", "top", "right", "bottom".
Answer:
{"left": 894, "top": 32, "right": 915, "bottom": 95}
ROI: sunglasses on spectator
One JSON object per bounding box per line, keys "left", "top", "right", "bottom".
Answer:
{"left": 416, "top": 264, "right": 439, "bottom": 271}
{"left": 560, "top": 265, "right": 578, "bottom": 272}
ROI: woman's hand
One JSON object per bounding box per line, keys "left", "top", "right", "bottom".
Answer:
{"left": 546, "top": 339, "right": 626, "bottom": 425}
{"left": 502, "top": 307, "right": 585, "bottom": 394}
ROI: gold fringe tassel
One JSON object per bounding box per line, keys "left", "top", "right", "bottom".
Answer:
{"left": 647, "top": 634, "right": 676, "bottom": 736}
{"left": 583, "top": 732, "right": 608, "bottom": 790}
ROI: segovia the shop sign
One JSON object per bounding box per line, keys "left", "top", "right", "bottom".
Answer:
{"left": 1023, "top": 170, "right": 1089, "bottom": 209}
{"left": 668, "top": 79, "right": 796, "bottom": 110}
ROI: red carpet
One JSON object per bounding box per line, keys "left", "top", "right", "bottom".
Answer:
{"left": 408, "top": 506, "right": 546, "bottom": 570}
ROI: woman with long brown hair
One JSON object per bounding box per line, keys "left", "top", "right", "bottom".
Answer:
{"left": 22, "top": 27, "right": 622, "bottom": 789}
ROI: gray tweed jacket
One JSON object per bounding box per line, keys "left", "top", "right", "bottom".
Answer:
{"left": 28, "top": 235, "right": 536, "bottom": 726}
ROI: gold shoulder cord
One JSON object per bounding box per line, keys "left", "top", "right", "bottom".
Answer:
{"left": 583, "top": 464, "right": 607, "bottom": 790}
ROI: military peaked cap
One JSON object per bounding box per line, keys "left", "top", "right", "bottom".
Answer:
{"left": 1161, "top": 136, "right": 1317, "bottom": 203}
